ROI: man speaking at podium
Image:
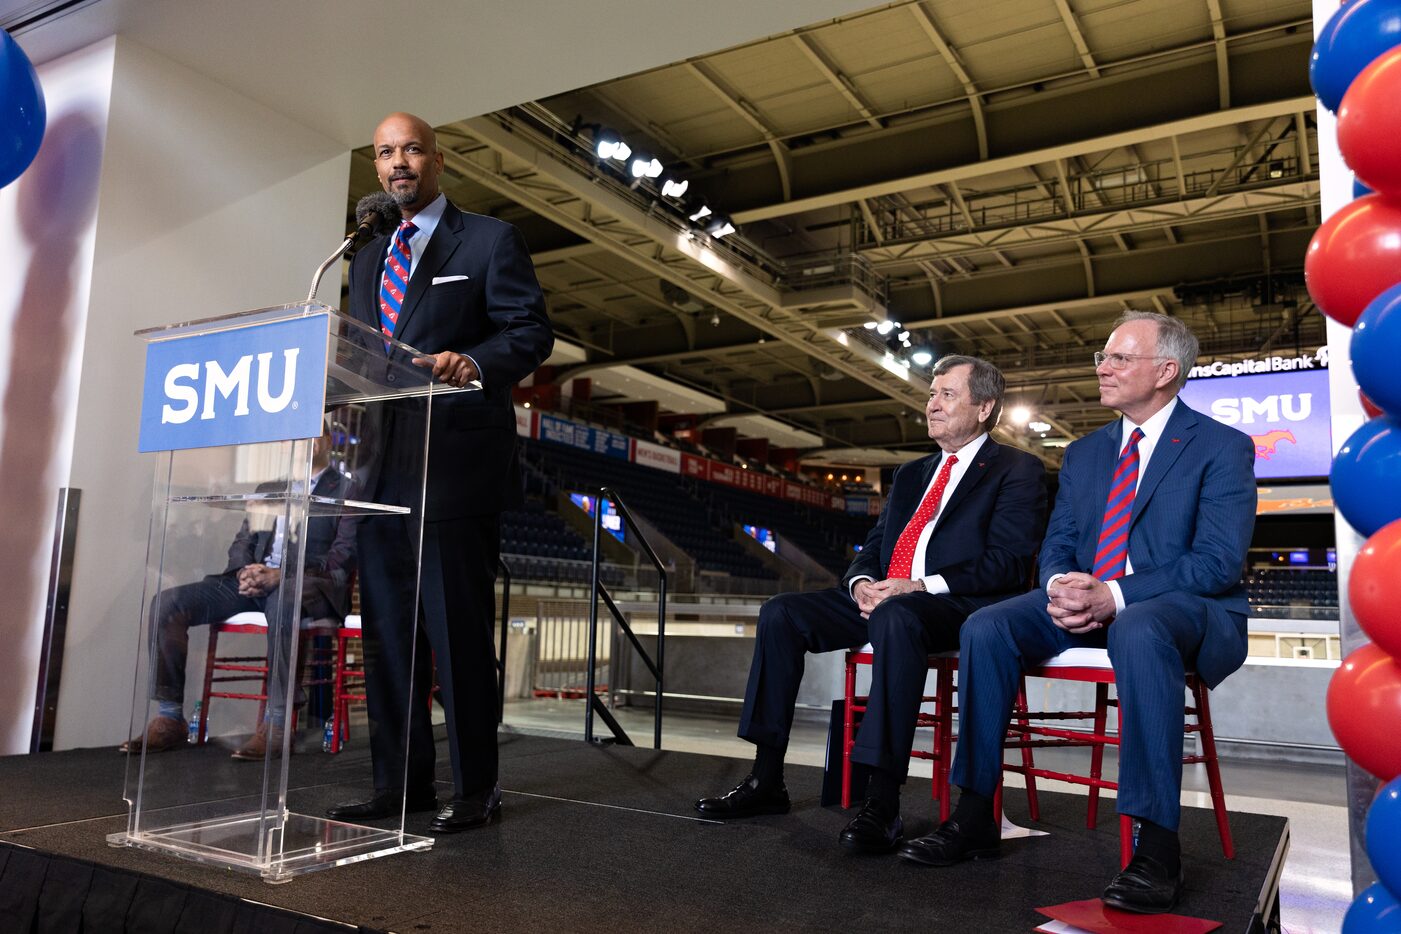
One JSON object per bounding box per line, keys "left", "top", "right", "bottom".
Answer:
{"left": 328, "top": 112, "right": 552, "bottom": 832}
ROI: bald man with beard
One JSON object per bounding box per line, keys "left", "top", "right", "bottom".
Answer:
{"left": 326, "top": 112, "right": 553, "bottom": 832}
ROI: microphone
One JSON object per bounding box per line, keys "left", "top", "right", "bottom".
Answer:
{"left": 351, "top": 192, "right": 402, "bottom": 245}
{"left": 305, "top": 193, "right": 404, "bottom": 302}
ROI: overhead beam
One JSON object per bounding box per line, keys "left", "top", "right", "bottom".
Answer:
{"left": 1206, "top": 0, "right": 1231, "bottom": 108}
{"left": 792, "top": 34, "right": 883, "bottom": 129}
{"left": 731, "top": 96, "right": 1315, "bottom": 223}
{"left": 685, "top": 60, "right": 793, "bottom": 201}
{"left": 909, "top": 2, "right": 989, "bottom": 160}
{"left": 1053, "top": 0, "right": 1100, "bottom": 78}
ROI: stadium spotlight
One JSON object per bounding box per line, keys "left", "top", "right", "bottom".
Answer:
{"left": 594, "top": 127, "right": 631, "bottom": 161}
{"left": 704, "top": 214, "right": 736, "bottom": 238}
{"left": 910, "top": 349, "right": 933, "bottom": 366}
{"left": 876, "top": 320, "right": 895, "bottom": 335}
{"left": 630, "top": 152, "right": 663, "bottom": 179}
{"left": 661, "top": 178, "right": 689, "bottom": 198}
{"left": 1009, "top": 406, "right": 1031, "bottom": 426}
{"left": 688, "top": 204, "right": 713, "bottom": 222}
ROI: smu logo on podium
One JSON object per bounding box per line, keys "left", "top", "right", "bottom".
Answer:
{"left": 139, "top": 315, "right": 329, "bottom": 452}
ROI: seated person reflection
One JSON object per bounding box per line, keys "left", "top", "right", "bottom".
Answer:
{"left": 693, "top": 356, "right": 1047, "bottom": 854}
{"left": 120, "top": 429, "right": 357, "bottom": 759}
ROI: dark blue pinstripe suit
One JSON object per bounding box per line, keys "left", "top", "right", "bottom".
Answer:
{"left": 949, "top": 400, "right": 1256, "bottom": 829}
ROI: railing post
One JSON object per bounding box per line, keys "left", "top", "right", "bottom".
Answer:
{"left": 497, "top": 558, "right": 511, "bottom": 725}
{"left": 584, "top": 489, "right": 603, "bottom": 743}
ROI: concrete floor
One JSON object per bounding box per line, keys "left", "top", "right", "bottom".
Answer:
{"left": 503, "top": 696, "right": 1351, "bottom": 934}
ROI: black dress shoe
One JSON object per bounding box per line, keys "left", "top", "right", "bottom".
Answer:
{"left": 326, "top": 789, "right": 438, "bottom": 821}
{"left": 1102, "top": 852, "right": 1185, "bottom": 914}
{"left": 693, "top": 774, "right": 791, "bottom": 818}
{"left": 429, "top": 784, "right": 503, "bottom": 833}
{"left": 898, "top": 817, "right": 1001, "bottom": 867}
{"left": 838, "top": 799, "right": 903, "bottom": 854}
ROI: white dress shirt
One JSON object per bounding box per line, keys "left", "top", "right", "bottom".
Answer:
{"left": 850, "top": 432, "right": 989, "bottom": 597}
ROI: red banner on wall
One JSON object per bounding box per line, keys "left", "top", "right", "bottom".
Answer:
{"left": 680, "top": 453, "right": 709, "bottom": 481}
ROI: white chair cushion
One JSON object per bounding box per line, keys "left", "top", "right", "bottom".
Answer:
{"left": 1038, "top": 646, "right": 1112, "bottom": 669}
{"left": 343, "top": 614, "right": 362, "bottom": 630}
{"left": 224, "top": 611, "right": 268, "bottom": 628}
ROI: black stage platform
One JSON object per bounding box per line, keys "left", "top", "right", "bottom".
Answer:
{"left": 0, "top": 730, "right": 1286, "bottom": 933}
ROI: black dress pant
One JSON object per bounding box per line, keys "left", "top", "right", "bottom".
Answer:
{"left": 358, "top": 513, "right": 501, "bottom": 797}
{"left": 737, "top": 587, "right": 985, "bottom": 781}
{"left": 149, "top": 576, "right": 261, "bottom": 705}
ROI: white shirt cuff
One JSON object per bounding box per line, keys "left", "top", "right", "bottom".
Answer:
{"left": 1046, "top": 573, "right": 1065, "bottom": 589}
{"left": 921, "top": 574, "right": 949, "bottom": 595}
{"left": 848, "top": 575, "right": 874, "bottom": 600}
{"left": 1106, "top": 579, "right": 1126, "bottom": 614}
{"left": 465, "top": 353, "right": 483, "bottom": 385}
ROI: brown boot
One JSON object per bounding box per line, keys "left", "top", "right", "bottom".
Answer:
{"left": 118, "top": 715, "right": 188, "bottom": 754}
{"left": 231, "top": 721, "right": 287, "bottom": 760}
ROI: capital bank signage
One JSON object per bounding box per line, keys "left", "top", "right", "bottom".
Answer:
{"left": 138, "top": 315, "right": 329, "bottom": 452}
{"left": 1179, "top": 348, "right": 1331, "bottom": 480}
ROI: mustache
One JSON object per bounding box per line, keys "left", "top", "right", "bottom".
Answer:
{"left": 389, "top": 172, "right": 418, "bottom": 181}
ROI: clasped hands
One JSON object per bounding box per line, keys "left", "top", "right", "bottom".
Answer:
{"left": 412, "top": 351, "right": 478, "bottom": 388}
{"left": 1046, "top": 572, "right": 1117, "bottom": 633}
{"left": 852, "top": 578, "right": 923, "bottom": 619}
{"left": 237, "top": 563, "right": 281, "bottom": 597}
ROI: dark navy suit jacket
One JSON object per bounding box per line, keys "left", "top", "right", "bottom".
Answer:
{"left": 842, "top": 438, "right": 1047, "bottom": 600}
{"left": 347, "top": 200, "right": 553, "bottom": 520}
{"left": 1037, "top": 400, "right": 1256, "bottom": 687}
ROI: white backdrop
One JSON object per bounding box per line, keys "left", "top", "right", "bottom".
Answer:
{"left": 0, "top": 40, "right": 113, "bottom": 754}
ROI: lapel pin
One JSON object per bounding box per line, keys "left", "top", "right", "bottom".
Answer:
{"left": 1171, "top": 438, "right": 1181, "bottom": 443}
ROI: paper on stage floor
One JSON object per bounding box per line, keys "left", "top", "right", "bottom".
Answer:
{"left": 1034, "top": 898, "right": 1222, "bottom": 933}
{"left": 1000, "top": 809, "right": 1050, "bottom": 839}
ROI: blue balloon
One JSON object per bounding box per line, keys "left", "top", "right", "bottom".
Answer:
{"left": 1344, "top": 882, "right": 1401, "bottom": 932}
{"left": 1367, "top": 777, "right": 1401, "bottom": 901}
{"left": 1353, "top": 284, "right": 1401, "bottom": 415}
{"left": 1312, "top": 0, "right": 1401, "bottom": 113}
{"left": 1359, "top": 176, "right": 1377, "bottom": 199}
{"left": 0, "top": 30, "right": 45, "bottom": 189}
{"left": 1333, "top": 417, "right": 1401, "bottom": 536}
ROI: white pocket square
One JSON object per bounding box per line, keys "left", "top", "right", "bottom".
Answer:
{"left": 432, "top": 275, "right": 469, "bottom": 284}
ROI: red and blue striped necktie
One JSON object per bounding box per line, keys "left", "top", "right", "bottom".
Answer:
{"left": 1091, "top": 427, "right": 1144, "bottom": 581}
{"left": 378, "top": 221, "right": 418, "bottom": 344}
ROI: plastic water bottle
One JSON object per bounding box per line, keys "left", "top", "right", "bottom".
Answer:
{"left": 187, "top": 701, "right": 202, "bottom": 744}
{"left": 322, "top": 718, "right": 334, "bottom": 753}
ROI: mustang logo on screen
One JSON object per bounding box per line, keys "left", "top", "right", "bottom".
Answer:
{"left": 1251, "top": 429, "right": 1298, "bottom": 460}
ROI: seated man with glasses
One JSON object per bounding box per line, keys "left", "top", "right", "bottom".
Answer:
{"left": 900, "top": 312, "right": 1256, "bottom": 916}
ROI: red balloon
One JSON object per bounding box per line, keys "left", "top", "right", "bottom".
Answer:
{"left": 1328, "top": 643, "right": 1401, "bottom": 781}
{"left": 1351, "top": 520, "right": 1401, "bottom": 659}
{"left": 1340, "top": 48, "right": 1401, "bottom": 197}
{"left": 1306, "top": 195, "right": 1401, "bottom": 327}
{"left": 1363, "top": 389, "right": 1385, "bottom": 418}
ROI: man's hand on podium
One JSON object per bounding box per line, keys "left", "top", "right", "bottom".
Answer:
{"left": 413, "top": 351, "right": 478, "bottom": 388}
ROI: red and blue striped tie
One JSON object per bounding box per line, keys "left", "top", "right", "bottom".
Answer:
{"left": 378, "top": 220, "right": 417, "bottom": 345}
{"left": 1091, "top": 427, "right": 1144, "bottom": 581}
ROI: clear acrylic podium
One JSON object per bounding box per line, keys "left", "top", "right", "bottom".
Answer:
{"left": 110, "top": 301, "right": 470, "bottom": 882}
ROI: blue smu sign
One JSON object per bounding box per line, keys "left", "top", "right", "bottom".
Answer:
{"left": 138, "top": 314, "right": 329, "bottom": 452}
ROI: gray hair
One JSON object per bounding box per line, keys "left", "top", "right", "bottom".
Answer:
{"left": 1113, "top": 311, "right": 1199, "bottom": 390}
{"left": 931, "top": 354, "right": 1006, "bottom": 431}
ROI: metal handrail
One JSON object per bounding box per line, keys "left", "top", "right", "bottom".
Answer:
{"left": 584, "top": 488, "right": 667, "bottom": 748}
{"left": 497, "top": 557, "right": 512, "bottom": 724}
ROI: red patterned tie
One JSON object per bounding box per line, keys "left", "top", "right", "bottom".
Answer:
{"left": 887, "top": 454, "right": 958, "bottom": 579}
{"left": 1091, "top": 427, "right": 1145, "bottom": 581}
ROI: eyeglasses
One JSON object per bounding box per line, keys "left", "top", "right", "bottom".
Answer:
{"left": 1094, "top": 351, "right": 1168, "bottom": 370}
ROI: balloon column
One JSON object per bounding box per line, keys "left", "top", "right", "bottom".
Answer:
{"left": 1312, "top": 2, "right": 1401, "bottom": 929}
{"left": 0, "top": 29, "right": 45, "bottom": 189}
